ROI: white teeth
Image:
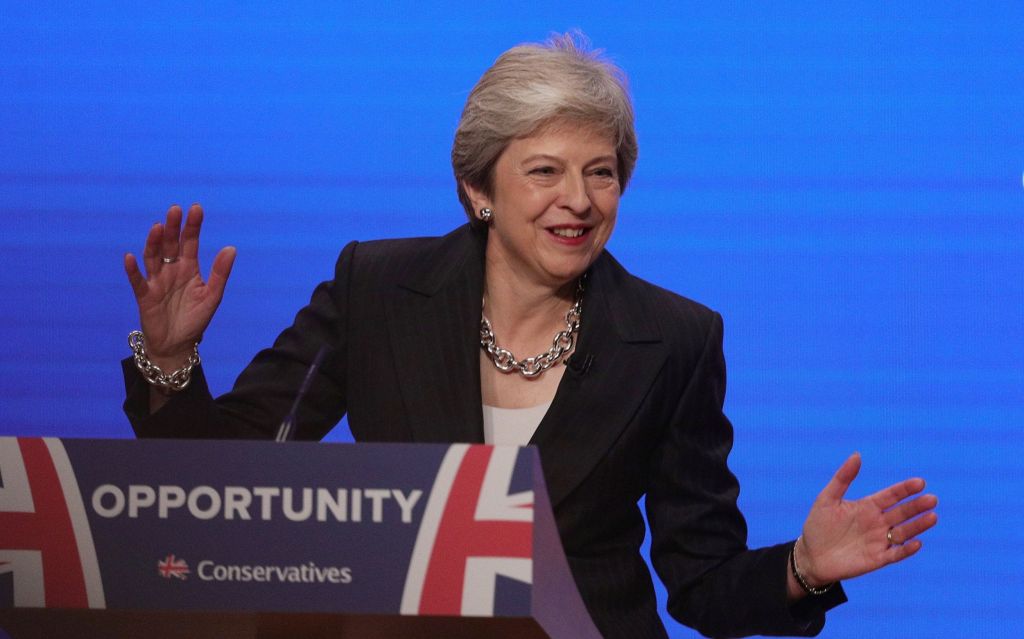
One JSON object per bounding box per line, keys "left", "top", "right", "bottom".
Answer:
{"left": 552, "top": 228, "right": 585, "bottom": 238}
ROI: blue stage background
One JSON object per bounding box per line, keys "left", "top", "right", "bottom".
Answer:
{"left": 1, "top": 4, "right": 1021, "bottom": 636}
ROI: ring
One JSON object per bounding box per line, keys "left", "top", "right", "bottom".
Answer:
{"left": 886, "top": 527, "right": 897, "bottom": 547}
{"left": 161, "top": 257, "right": 178, "bottom": 264}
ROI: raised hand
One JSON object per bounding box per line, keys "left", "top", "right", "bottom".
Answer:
{"left": 124, "top": 204, "right": 236, "bottom": 372}
{"left": 793, "top": 452, "right": 938, "bottom": 590}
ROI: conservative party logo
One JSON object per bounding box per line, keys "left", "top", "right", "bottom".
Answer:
{"left": 157, "top": 554, "right": 190, "bottom": 580}
{"left": 0, "top": 437, "right": 105, "bottom": 608}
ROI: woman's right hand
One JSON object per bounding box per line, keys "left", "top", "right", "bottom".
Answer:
{"left": 124, "top": 203, "right": 236, "bottom": 372}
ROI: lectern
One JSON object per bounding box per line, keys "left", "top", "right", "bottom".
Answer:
{"left": 0, "top": 437, "right": 600, "bottom": 638}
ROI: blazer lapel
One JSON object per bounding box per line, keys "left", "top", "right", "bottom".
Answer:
{"left": 385, "top": 226, "right": 486, "bottom": 444}
{"left": 530, "top": 252, "right": 667, "bottom": 508}
{"left": 384, "top": 230, "right": 666, "bottom": 507}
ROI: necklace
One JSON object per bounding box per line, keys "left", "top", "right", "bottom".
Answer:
{"left": 479, "top": 277, "right": 584, "bottom": 378}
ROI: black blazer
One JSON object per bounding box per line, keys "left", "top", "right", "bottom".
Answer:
{"left": 125, "top": 224, "right": 845, "bottom": 638}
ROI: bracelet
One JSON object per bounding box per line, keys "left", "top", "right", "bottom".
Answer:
{"left": 128, "top": 330, "right": 200, "bottom": 392}
{"left": 790, "top": 537, "right": 835, "bottom": 596}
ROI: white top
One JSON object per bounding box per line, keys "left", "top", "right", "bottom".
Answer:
{"left": 482, "top": 401, "right": 552, "bottom": 446}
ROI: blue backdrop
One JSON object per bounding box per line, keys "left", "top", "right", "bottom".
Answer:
{"left": 2, "top": 3, "right": 1021, "bottom": 637}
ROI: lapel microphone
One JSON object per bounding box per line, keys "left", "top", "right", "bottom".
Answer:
{"left": 275, "top": 345, "right": 329, "bottom": 442}
{"left": 567, "top": 353, "right": 594, "bottom": 376}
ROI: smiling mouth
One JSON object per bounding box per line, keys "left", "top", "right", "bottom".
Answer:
{"left": 549, "top": 227, "right": 589, "bottom": 239}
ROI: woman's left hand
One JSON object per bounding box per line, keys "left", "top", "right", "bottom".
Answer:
{"left": 792, "top": 452, "right": 938, "bottom": 590}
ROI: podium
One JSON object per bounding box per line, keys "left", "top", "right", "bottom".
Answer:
{"left": 0, "top": 437, "right": 600, "bottom": 638}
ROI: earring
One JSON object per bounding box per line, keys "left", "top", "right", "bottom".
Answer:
{"left": 479, "top": 207, "right": 494, "bottom": 223}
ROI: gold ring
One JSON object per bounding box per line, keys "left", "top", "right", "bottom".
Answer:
{"left": 886, "top": 527, "right": 896, "bottom": 546}
{"left": 161, "top": 256, "right": 179, "bottom": 264}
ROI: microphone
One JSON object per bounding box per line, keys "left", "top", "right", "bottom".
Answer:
{"left": 274, "top": 345, "right": 329, "bottom": 442}
{"left": 567, "top": 353, "right": 594, "bottom": 375}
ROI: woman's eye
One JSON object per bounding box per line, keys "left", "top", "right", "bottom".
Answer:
{"left": 530, "top": 166, "right": 556, "bottom": 175}
{"left": 592, "top": 168, "right": 616, "bottom": 178}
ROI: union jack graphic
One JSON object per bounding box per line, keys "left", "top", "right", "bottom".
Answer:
{"left": 0, "top": 437, "right": 105, "bottom": 608}
{"left": 157, "top": 554, "right": 190, "bottom": 580}
{"left": 401, "top": 445, "right": 533, "bottom": 616}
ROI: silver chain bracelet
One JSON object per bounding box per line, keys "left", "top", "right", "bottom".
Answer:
{"left": 790, "top": 536, "right": 835, "bottom": 596}
{"left": 128, "top": 330, "right": 200, "bottom": 392}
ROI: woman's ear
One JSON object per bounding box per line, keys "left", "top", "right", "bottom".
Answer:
{"left": 461, "top": 180, "right": 491, "bottom": 216}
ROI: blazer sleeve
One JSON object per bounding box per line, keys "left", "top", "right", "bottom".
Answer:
{"left": 123, "top": 241, "right": 357, "bottom": 441}
{"left": 645, "top": 312, "right": 846, "bottom": 638}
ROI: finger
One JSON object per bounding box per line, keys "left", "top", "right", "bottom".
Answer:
{"left": 889, "top": 511, "right": 938, "bottom": 546}
{"left": 870, "top": 477, "right": 926, "bottom": 510}
{"left": 207, "top": 246, "right": 237, "bottom": 299}
{"left": 818, "top": 452, "right": 861, "bottom": 503}
{"left": 885, "top": 538, "right": 923, "bottom": 565}
{"left": 884, "top": 493, "right": 938, "bottom": 527}
{"left": 124, "top": 253, "right": 149, "bottom": 299}
{"left": 180, "top": 203, "right": 204, "bottom": 260}
{"left": 161, "top": 204, "right": 183, "bottom": 260}
{"left": 142, "top": 222, "right": 164, "bottom": 277}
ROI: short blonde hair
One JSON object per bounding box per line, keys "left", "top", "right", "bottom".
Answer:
{"left": 452, "top": 33, "right": 638, "bottom": 226}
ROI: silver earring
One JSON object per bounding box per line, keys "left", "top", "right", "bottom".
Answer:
{"left": 479, "top": 207, "right": 494, "bottom": 223}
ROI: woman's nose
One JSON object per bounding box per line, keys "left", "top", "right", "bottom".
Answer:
{"left": 559, "top": 174, "right": 591, "bottom": 215}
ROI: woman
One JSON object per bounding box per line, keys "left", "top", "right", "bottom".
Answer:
{"left": 123, "top": 35, "right": 937, "bottom": 638}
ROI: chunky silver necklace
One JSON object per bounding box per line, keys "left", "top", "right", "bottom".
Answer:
{"left": 479, "top": 277, "right": 584, "bottom": 378}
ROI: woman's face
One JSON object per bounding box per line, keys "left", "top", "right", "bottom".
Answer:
{"left": 471, "top": 123, "right": 621, "bottom": 290}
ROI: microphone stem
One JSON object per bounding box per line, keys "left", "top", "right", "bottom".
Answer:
{"left": 274, "top": 346, "right": 328, "bottom": 442}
